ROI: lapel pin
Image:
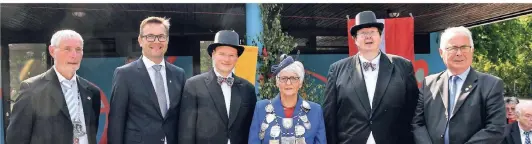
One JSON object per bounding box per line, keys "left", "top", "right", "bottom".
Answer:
{"left": 465, "top": 88, "right": 469, "bottom": 91}
{"left": 87, "top": 97, "right": 91, "bottom": 100}
{"left": 170, "top": 80, "right": 172, "bottom": 83}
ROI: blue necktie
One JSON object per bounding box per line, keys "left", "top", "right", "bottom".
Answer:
{"left": 444, "top": 76, "right": 459, "bottom": 144}
{"left": 525, "top": 131, "right": 531, "bottom": 144}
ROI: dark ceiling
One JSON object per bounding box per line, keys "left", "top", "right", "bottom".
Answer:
{"left": 1, "top": 3, "right": 531, "bottom": 36}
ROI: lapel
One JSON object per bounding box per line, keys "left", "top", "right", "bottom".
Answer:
{"left": 437, "top": 71, "right": 450, "bottom": 118}
{"left": 371, "top": 54, "right": 394, "bottom": 112}
{"left": 228, "top": 75, "right": 242, "bottom": 128}
{"left": 44, "top": 68, "right": 72, "bottom": 122}
{"left": 510, "top": 122, "right": 522, "bottom": 144}
{"left": 452, "top": 69, "right": 478, "bottom": 117}
{"left": 165, "top": 61, "right": 179, "bottom": 119}
{"left": 136, "top": 58, "right": 164, "bottom": 118}
{"left": 348, "top": 54, "right": 371, "bottom": 117}
{"left": 77, "top": 77, "right": 93, "bottom": 138}
{"left": 205, "top": 70, "right": 229, "bottom": 125}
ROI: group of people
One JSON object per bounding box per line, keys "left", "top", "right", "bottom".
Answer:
{"left": 5, "top": 10, "right": 530, "bottom": 144}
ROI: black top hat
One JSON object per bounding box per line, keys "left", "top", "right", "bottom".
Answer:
{"left": 207, "top": 30, "right": 245, "bottom": 57}
{"left": 349, "top": 11, "right": 384, "bottom": 36}
{"left": 271, "top": 56, "right": 295, "bottom": 76}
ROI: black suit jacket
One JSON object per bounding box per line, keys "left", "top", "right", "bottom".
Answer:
{"left": 323, "top": 53, "right": 419, "bottom": 144}
{"left": 502, "top": 121, "right": 522, "bottom": 144}
{"left": 108, "top": 58, "right": 186, "bottom": 144}
{"left": 177, "top": 70, "right": 257, "bottom": 144}
{"left": 6, "top": 68, "right": 101, "bottom": 144}
{"left": 412, "top": 69, "right": 506, "bottom": 144}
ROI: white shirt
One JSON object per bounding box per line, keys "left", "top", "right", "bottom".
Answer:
{"left": 213, "top": 68, "right": 232, "bottom": 144}
{"left": 519, "top": 123, "right": 530, "bottom": 144}
{"left": 53, "top": 66, "right": 88, "bottom": 144}
{"left": 446, "top": 67, "right": 470, "bottom": 117}
{"left": 142, "top": 56, "right": 170, "bottom": 144}
{"left": 358, "top": 53, "right": 381, "bottom": 144}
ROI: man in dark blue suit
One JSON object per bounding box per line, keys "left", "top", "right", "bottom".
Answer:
{"left": 108, "top": 16, "right": 186, "bottom": 144}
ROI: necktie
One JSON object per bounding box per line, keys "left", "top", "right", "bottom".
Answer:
{"left": 525, "top": 131, "right": 531, "bottom": 144}
{"left": 62, "top": 80, "right": 79, "bottom": 120}
{"left": 152, "top": 65, "right": 168, "bottom": 117}
{"left": 217, "top": 76, "right": 234, "bottom": 86}
{"left": 362, "top": 62, "right": 376, "bottom": 71}
{"left": 444, "top": 76, "right": 459, "bottom": 144}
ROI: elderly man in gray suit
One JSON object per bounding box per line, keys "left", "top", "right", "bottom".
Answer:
{"left": 412, "top": 26, "right": 506, "bottom": 144}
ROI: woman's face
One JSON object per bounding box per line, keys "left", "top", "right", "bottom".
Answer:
{"left": 276, "top": 70, "right": 302, "bottom": 97}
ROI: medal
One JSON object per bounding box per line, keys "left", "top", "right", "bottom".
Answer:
{"left": 270, "top": 125, "right": 281, "bottom": 138}
{"left": 300, "top": 115, "right": 308, "bottom": 123}
{"left": 266, "top": 104, "right": 274, "bottom": 113}
{"left": 304, "top": 122, "right": 311, "bottom": 130}
{"left": 282, "top": 118, "right": 293, "bottom": 129}
{"left": 295, "top": 125, "right": 306, "bottom": 136}
{"left": 295, "top": 137, "right": 306, "bottom": 144}
{"left": 269, "top": 139, "right": 280, "bottom": 144}
{"left": 281, "top": 136, "right": 296, "bottom": 144}
{"left": 73, "top": 137, "right": 79, "bottom": 144}
{"left": 302, "top": 101, "right": 311, "bottom": 112}
{"left": 72, "top": 118, "right": 86, "bottom": 138}
{"left": 266, "top": 114, "right": 275, "bottom": 123}
{"left": 261, "top": 123, "right": 269, "bottom": 132}
{"left": 259, "top": 131, "right": 265, "bottom": 139}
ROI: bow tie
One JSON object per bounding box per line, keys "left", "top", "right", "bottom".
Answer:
{"left": 362, "top": 62, "right": 377, "bottom": 71}
{"left": 217, "top": 76, "right": 234, "bottom": 86}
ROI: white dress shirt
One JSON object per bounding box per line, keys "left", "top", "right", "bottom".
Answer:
{"left": 213, "top": 69, "right": 232, "bottom": 144}
{"left": 54, "top": 66, "right": 88, "bottom": 144}
{"left": 519, "top": 123, "right": 530, "bottom": 144}
{"left": 359, "top": 53, "right": 381, "bottom": 144}
{"left": 142, "top": 56, "right": 170, "bottom": 144}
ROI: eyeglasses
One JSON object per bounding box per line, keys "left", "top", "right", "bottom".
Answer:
{"left": 357, "top": 31, "right": 379, "bottom": 37}
{"left": 277, "top": 76, "right": 300, "bottom": 84}
{"left": 445, "top": 45, "right": 472, "bottom": 53}
{"left": 141, "top": 34, "right": 168, "bottom": 42}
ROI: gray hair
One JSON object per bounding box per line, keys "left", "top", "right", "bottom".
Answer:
{"left": 276, "top": 61, "right": 305, "bottom": 83}
{"left": 515, "top": 101, "right": 532, "bottom": 117}
{"left": 504, "top": 97, "right": 520, "bottom": 105}
{"left": 439, "top": 26, "right": 474, "bottom": 50}
{"left": 50, "top": 29, "right": 84, "bottom": 48}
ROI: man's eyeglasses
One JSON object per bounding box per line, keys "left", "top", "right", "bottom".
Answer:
{"left": 141, "top": 34, "right": 168, "bottom": 42}
{"left": 445, "top": 45, "right": 472, "bottom": 53}
{"left": 277, "top": 76, "right": 300, "bottom": 83}
{"left": 357, "top": 31, "right": 379, "bottom": 37}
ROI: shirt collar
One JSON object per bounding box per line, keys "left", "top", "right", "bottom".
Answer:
{"left": 359, "top": 52, "right": 381, "bottom": 65}
{"left": 142, "top": 55, "right": 165, "bottom": 70}
{"left": 53, "top": 65, "right": 77, "bottom": 84}
{"left": 447, "top": 67, "right": 471, "bottom": 80}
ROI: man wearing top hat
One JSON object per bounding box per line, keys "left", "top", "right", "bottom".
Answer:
{"left": 178, "top": 30, "right": 257, "bottom": 144}
{"left": 323, "top": 11, "right": 419, "bottom": 144}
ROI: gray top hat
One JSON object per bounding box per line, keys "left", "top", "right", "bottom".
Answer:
{"left": 207, "top": 30, "right": 245, "bottom": 57}
{"left": 349, "top": 11, "right": 384, "bottom": 36}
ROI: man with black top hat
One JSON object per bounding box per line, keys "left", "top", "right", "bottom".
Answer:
{"left": 178, "top": 30, "right": 257, "bottom": 144}
{"left": 323, "top": 11, "right": 419, "bottom": 144}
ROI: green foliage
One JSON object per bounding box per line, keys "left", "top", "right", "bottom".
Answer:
{"left": 470, "top": 14, "right": 532, "bottom": 98}
{"left": 254, "top": 4, "right": 325, "bottom": 104}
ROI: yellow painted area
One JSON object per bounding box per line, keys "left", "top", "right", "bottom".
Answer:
{"left": 234, "top": 46, "right": 258, "bottom": 85}
{"left": 19, "top": 59, "right": 35, "bottom": 81}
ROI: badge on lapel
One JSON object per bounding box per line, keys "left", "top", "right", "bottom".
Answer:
{"left": 87, "top": 96, "right": 91, "bottom": 100}
{"left": 465, "top": 85, "right": 472, "bottom": 92}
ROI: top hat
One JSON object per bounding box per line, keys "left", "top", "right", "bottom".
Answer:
{"left": 349, "top": 11, "right": 384, "bottom": 36}
{"left": 207, "top": 30, "right": 245, "bottom": 57}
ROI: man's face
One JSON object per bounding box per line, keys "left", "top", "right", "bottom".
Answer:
{"left": 439, "top": 34, "right": 473, "bottom": 73}
{"left": 138, "top": 23, "right": 168, "bottom": 59}
{"left": 212, "top": 46, "right": 238, "bottom": 74}
{"left": 517, "top": 107, "right": 532, "bottom": 130}
{"left": 354, "top": 27, "right": 381, "bottom": 52}
{"left": 49, "top": 38, "right": 83, "bottom": 73}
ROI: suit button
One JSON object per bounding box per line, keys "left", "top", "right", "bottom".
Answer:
{"left": 370, "top": 121, "right": 373, "bottom": 124}
{"left": 440, "top": 135, "right": 443, "bottom": 138}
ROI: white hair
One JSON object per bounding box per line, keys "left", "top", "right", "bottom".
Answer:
{"left": 276, "top": 61, "right": 305, "bottom": 83}
{"left": 439, "top": 26, "right": 474, "bottom": 50}
{"left": 516, "top": 101, "right": 532, "bottom": 117}
{"left": 50, "top": 29, "right": 84, "bottom": 48}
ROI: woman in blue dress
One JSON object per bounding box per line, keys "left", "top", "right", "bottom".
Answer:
{"left": 249, "top": 56, "right": 326, "bottom": 144}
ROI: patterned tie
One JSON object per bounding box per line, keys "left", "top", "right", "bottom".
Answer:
{"left": 152, "top": 65, "right": 168, "bottom": 117}
{"left": 525, "top": 131, "right": 531, "bottom": 144}
{"left": 362, "top": 62, "right": 376, "bottom": 71}
{"left": 217, "top": 76, "right": 234, "bottom": 86}
{"left": 62, "top": 80, "right": 79, "bottom": 120}
{"left": 444, "top": 76, "right": 459, "bottom": 144}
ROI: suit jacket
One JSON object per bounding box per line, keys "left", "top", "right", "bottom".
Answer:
{"left": 6, "top": 68, "right": 101, "bottom": 144}
{"left": 178, "top": 69, "right": 257, "bottom": 144}
{"left": 248, "top": 95, "right": 326, "bottom": 144}
{"left": 502, "top": 121, "right": 522, "bottom": 144}
{"left": 412, "top": 68, "right": 506, "bottom": 144}
{"left": 108, "top": 58, "right": 186, "bottom": 144}
{"left": 323, "top": 53, "right": 419, "bottom": 144}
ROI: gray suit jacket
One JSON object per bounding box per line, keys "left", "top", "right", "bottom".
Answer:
{"left": 412, "top": 68, "right": 506, "bottom": 144}
{"left": 6, "top": 68, "right": 101, "bottom": 144}
{"left": 108, "top": 58, "right": 186, "bottom": 144}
